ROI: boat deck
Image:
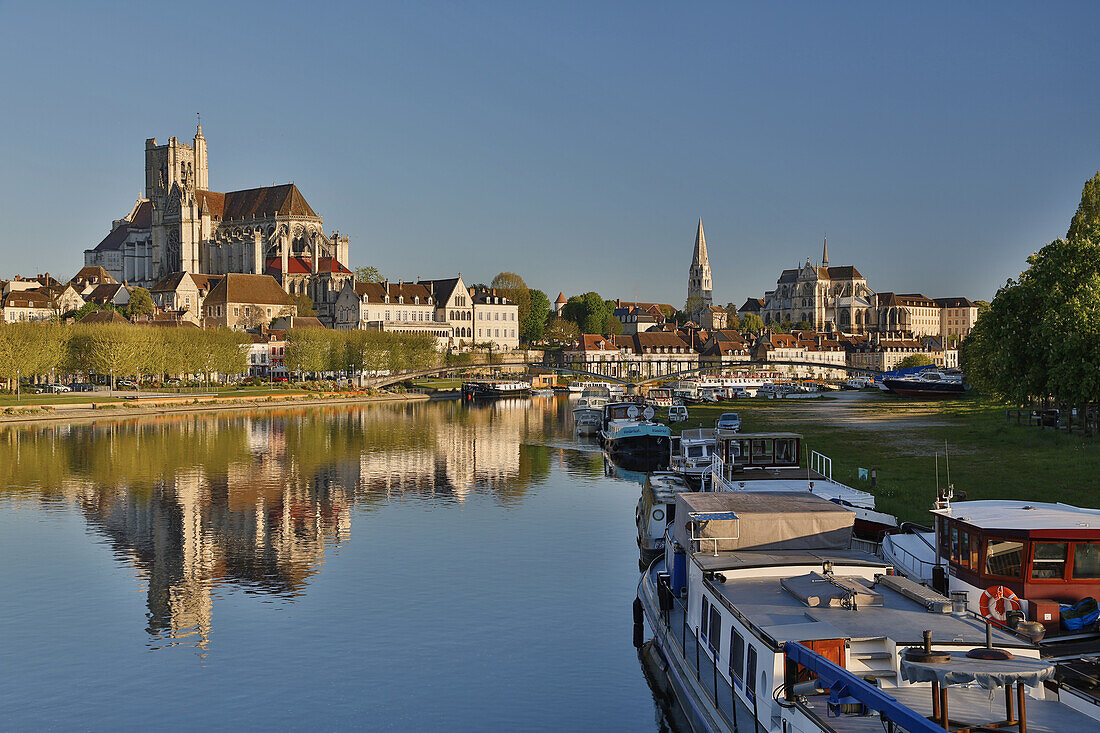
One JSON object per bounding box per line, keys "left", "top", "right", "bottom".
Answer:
{"left": 796, "top": 686, "right": 1097, "bottom": 732}
{"left": 707, "top": 556, "right": 1030, "bottom": 648}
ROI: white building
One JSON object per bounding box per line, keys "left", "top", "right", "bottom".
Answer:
{"left": 470, "top": 288, "right": 520, "bottom": 351}
{"left": 334, "top": 281, "right": 453, "bottom": 348}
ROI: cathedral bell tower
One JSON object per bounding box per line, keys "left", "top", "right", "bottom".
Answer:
{"left": 687, "top": 218, "right": 713, "bottom": 307}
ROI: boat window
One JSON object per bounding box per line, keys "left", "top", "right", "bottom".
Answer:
{"left": 1073, "top": 542, "right": 1100, "bottom": 579}
{"left": 746, "top": 646, "right": 758, "bottom": 698}
{"left": 949, "top": 526, "right": 960, "bottom": 563}
{"left": 687, "top": 446, "right": 703, "bottom": 458}
{"left": 751, "top": 439, "right": 773, "bottom": 463}
{"left": 729, "top": 628, "right": 745, "bottom": 681}
{"left": 708, "top": 606, "right": 721, "bottom": 653}
{"left": 1032, "top": 542, "right": 1068, "bottom": 579}
{"left": 985, "top": 537, "right": 1024, "bottom": 578}
{"left": 774, "top": 438, "right": 796, "bottom": 464}
{"left": 968, "top": 531, "right": 980, "bottom": 569}
{"left": 701, "top": 597, "right": 710, "bottom": 642}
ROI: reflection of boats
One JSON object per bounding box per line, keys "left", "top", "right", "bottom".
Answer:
{"left": 598, "top": 402, "right": 671, "bottom": 461}
{"left": 636, "top": 472, "right": 692, "bottom": 570}
{"left": 572, "top": 386, "right": 610, "bottom": 434}
{"left": 635, "top": 489, "right": 1097, "bottom": 733}
{"left": 461, "top": 380, "right": 531, "bottom": 399}
{"left": 566, "top": 383, "right": 585, "bottom": 393}
{"left": 883, "top": 368, "right": 969, "bottom": 398}
{"left": 669, "top": 428, "right": 715, "bottom": 488}
{"left": 531, "top": 388, "right": 555, "bottom": 396}
{"left": 708, "top": 431, "right": 897, "bottom": 537}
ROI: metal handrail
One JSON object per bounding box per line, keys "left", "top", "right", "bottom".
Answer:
{"left": 809, "top": 450, "right": 832, "bottom": 481}
{"left": 882, "top": 533, "right": 937, "bottom": 575}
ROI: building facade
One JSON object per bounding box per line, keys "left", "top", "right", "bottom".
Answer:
{"left": 201, "top": 274, "right": 296, "bottom": 330}
{"left": 470, "top": 288, "right": 520, "bottom": 351}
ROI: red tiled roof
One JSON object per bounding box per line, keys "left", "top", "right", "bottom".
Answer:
{"left": 197, "top": 184, "right": 318, "bottom": 221}
{"left": 265, "top": 257, "right": 351, "bottom": 275}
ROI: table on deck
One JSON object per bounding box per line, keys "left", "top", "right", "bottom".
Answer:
{"left": 900, "top": 655, "right": 1055, "bottom": 732}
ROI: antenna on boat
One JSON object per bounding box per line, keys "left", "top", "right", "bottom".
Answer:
{"left": 944, "top": 439, "right": 953, "bottom": 499}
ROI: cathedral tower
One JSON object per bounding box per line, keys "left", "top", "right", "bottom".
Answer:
{"left": 687, "top": 218, "right": 713, "bottom": 306}
{"left": 193, "top": 124, "right": 209, "bottom": 190}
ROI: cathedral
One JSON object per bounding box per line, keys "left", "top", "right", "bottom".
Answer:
{"left": 85, "top": 126, "right": 353, "bottom": 321}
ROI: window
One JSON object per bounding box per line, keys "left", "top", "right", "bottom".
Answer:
{"left": 701, "top": 597, "right": 710, "bottom": 642}
{"left": 708, "top": 605, "right": 721, "bottom": 653}
{"left": 1032, "top": 542, "right": 1067, "bottom": 579}
{"left": 985, "top": 538, "right": 1024, "bottom": 578}
{"left": 729, "top": 628, "right": 745, "bottom": 681}
{"left": 1073, "top": 542, "right": 1100, "bottom": 579}
{"left": 746, "top": 646, "right": 758, "bottom": 698}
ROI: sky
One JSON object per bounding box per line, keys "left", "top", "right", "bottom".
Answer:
{"left": 1, "top": 1, "right": 1098, "bottom": 306}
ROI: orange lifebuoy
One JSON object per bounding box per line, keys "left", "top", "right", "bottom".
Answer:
{"left": 979, "top": 586, "right": 1021, "bottom": 621}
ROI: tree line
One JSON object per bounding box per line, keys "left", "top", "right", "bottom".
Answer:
{"left": 0, "top": 322, "right": 440, "bottom": 392}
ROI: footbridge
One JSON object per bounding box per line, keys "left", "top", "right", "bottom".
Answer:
{"left": 365, "top": 351, "right": 882, "bottom": 390}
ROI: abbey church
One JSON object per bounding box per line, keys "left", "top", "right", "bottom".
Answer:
{"left": 84, "top": 126, "right": 353, "bottom": 320}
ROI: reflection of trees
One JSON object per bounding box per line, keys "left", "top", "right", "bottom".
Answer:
{"left": 0, "top": 398, "right": 569, "bottom": 649}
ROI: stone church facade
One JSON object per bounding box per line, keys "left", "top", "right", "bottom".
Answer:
{"left": 85, "top": 126, "right": 352, "bottom": 323}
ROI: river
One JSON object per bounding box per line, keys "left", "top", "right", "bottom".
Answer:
{"left": 0, "top": 396, "right": 671, "bottom": 731}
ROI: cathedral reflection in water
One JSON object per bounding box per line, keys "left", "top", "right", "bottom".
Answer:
{"left": 0, "top": 397, "right": 568, "bottom": 649}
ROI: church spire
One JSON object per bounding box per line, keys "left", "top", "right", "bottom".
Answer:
{"left": 822, "top": 234, "right": 829, "bottom": 267}
{"left": 693, "top": 218, "right": 709, "bottom": 267}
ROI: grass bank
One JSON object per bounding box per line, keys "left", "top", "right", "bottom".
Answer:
{"left": 671, "top": 393, "right": 1100, "bottom": 523}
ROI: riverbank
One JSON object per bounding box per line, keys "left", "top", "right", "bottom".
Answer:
{"left": 0, "top": 389, "right": 437, "bottom": 426}
{"left": 672, "top": 392, "right": 1100, "bottom": 522}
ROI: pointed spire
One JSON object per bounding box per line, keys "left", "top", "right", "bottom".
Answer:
{"left": 822, "top": 234, "right": 829, "bottom": 267}
{"left": 692, "top": 218, "right": 709, "bottom": 267}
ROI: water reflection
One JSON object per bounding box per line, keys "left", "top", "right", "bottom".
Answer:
{"left": 0, "top": 397, "right": 575, "bottom": 650}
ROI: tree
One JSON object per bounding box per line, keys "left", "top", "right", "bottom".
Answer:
{"left": 523, "top": 288, "right": 550, "bottom": 342}
{"left": 0, "top": 323, "right": 70, "bottom": 394}
{"left": 544, "top": 317, "right": 579, "bottom": 342}
{"left": 289, "top": 293, "right": 318, "bottom": 317}
{"left": 491, "top": 272, "right": 532, "bottom": 340}
{"left": 683, "top": 296, "right": 704, "bottom": 320}
{"left": 1067, "top": 172, "right": 1100, "bottom": 243}
{"left": 354, "top": 266, "right": 384, "bottom": 283}
{"left": 561, "top": 292, "right": 614, "bottom": 334}
{"left": 607, "top": 316, "right": 623, "bottom": 335}
{"left": 897, "top": 353, "right": 934, "bottom": 369}
{"left": 284, "top": 328, "right": 332, "bottom": 375}
{"left": 82, "top": 323, "right": 144, "bottom": 389}
{"left": 740, "top": 313, "right": 764, "bottom": 333}
{"left": 125, "top": 287, "right": 154, "bottom": 318}
{"left": 791, "top": 320, "right": 814, "bottom": 332}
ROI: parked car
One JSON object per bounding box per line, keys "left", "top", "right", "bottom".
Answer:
{"left": 166, "top": 379, "right": 183, "bottom": 387}
{"left": 116, "top": 379, "right": 138, "bottom": 389}
{"left": 272, "top": 376, "right": 289, "bottom": 383}
{"left": 716, "top": 412, "right": 742, "bottom": 432}
{"left": 68, "top": 382, "right": 95, "bottom": 392}
{"left": 44, "top": 384, "right": 72, "bottom": 393}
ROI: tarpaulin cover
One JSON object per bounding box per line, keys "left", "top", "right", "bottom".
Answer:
{"left": 673, "top": 491, "right": 854, "bottom": 553}
{"left": 900, "top": 656, "right": 1054, "bottom": 690}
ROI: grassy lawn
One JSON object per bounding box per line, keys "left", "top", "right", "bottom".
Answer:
{"left": 408, "top": 378, "right": 464, "bottom": 390}
{"left": 0, "top": 394, "right": 127, "bottom": 406}
{"left": 0, "top": 386, "right": 311, "bottom": 406}
{"left": 670, "top": 393, "right": 1100, "bottom": 523}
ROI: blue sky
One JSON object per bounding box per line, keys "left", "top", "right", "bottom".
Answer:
{"left": 1, "top": 1, "right": 1098, "bottom": 306}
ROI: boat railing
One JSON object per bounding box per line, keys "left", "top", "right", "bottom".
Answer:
{"left": 809, "top": 450, "right": 832, "bottom": 481}
{"left": 882, "top": 533, "right": 938, "bottom": 577}
{"left": 850, "top": 537, "right": 881, "bottom": 556}
{"left": 709, "top": 453, "right": 727, "bottom": 492}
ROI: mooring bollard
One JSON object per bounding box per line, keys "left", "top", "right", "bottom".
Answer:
{"left": 870, "top": 468, "right": 877, "bottom": 489}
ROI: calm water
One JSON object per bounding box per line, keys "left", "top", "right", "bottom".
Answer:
{"left": 0, "top": 396, "right": 669, "bottom": 731}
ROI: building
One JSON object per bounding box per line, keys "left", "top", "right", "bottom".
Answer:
{"left": 201, "top": 274, "right": 296, "bottom": 330}
{"left": 737, "top": 297, "right": 764, "bottom": 321}
{"left": 418, "top": 277, "right": 475, "bottom": 349}
{"left": 613, "top": 301, "right": 666, "bottom": 335}
{"left": 553, "top": 292, "right": 568, "bottom": 316}
{"left": 699, "top": 305, "right": 728, "bottom": 330}
{"left": 846, "top": 333, "right": 945, "bottom": 372}
{"left": 83, "top": 125, "right": 352, "bottom": 320}
{"left": 934, "top": 297, "right": 979, "bottom": 341}
{"left": 562, "top": 331, "right": 697, "bottom": 381}
{"left": 149, "top": 272, "right": 223, "bottom": 323}
{"left": 470, "top": 288, "right": 520, "bottom": 351}
{"left": 687, "top": 219, "right": 713, "bottom": 308}
{"left": 873, "top": 292, "right": 942, "bottom": 336}
{"left": 334, "top": 280, "right": 453, "bottom": 348}
{"left": 1, "top": 289, "right": 55, "bottom": 323}
{"left": 760, "top": 239, "right": 873, "bottom": 333}
{"left": 699, "top": 329, "right": 753, "bottom": 368}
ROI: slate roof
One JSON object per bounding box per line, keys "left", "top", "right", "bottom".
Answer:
{"left": 90, "top": 201, "right": 152, "bottom": 252}
{"left": 739, "top": 298, "right": 764, "bottom": 312}
{"left": 353, "top": 282, "right": 433, "bottom": 304}
{"left": 2, "top": 290, "right": 53, "bottom": 308}
{"left": 72, "top": 265, "right": 119, "bottom": 286}
{"left": 418, "top": 278, "right": 464, "bottom": 305}
{"left": 934, "top": 297, "right": 977, "bottom": 308}
{"left": 196, "top": 184, "right": 318, "bottom": 221}
{"left": 86, "top": 283, "right": 127, "bottom": 304}
{"left": 78, "top": 309, "right": 129, "bottom": 324}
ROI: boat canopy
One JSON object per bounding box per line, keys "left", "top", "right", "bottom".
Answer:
{"left": 673, "top": 492, "right": 853, "bottom": 554}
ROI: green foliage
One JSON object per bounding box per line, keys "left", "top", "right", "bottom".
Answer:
{"left": 544, "top": 317, "right": 579, "bottom": 342}
{"left": 897, "top": 353, "right": 935, "bottom": 369}
{"left": 1067, "top": 171, "right": 1100, "bottom": 243}
{"left": 740, "top": 313, "right": 764, "bottom": 333}
{"left": 289, "top": 293, "right": 318, "bottom": 317}
{"left": 683, "top": 295, "right": 704, "bottom": 318}
{"left": 524, "top": 288, "right": 550, "bottom": 342}
{"left": 490, "top": 272, "right": 532, "bottom": 339}
{"left": 963, "top": 238, "right": 1100, "bottom": 402}
{"left": 790, "top": 320, "right": 814, "bottom": 331}
{"left": 562, "top": 292, "right": 615, "bottom": 334}
{"left": 354, "top": 265, "right": 384, "bottom": 283}
{"left": 0, "top": 323, "right": 70, "bottom": 392}
{"left": 124, "top": 287, "right": 154, "bottom": 318}
{"left": 607, "top": 316, "right": 623, "bottom": 336}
